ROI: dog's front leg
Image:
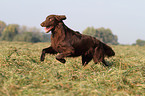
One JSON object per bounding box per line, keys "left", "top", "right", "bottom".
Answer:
{"left": 40, "top": 46, "right": 57, "bottom": 61}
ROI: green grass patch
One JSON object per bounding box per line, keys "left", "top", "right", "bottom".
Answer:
{"left": 0, "top": 41, "right": 144, "bottom": 96}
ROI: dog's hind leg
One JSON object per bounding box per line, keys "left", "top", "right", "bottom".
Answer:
{"left": 40, "top": 46, "right": 57, "bottom": 61}
{"left": 82, "top": 55, "right": 93, "bottom": 66}
{"left": 102, "top": 59, "right": 109, "bottom": 66}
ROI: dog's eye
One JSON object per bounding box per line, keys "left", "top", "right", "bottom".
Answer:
{"left": 49, "top": 18, "right": 52, "bottom": 21}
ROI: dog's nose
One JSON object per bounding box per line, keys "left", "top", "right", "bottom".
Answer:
{"left": 40, "top": 23, "right": 44, "bottom": 27}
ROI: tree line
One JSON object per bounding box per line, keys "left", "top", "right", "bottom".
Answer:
{"left": 82, "top": 27, "right": 118, "bottom": 45}
{"left": 0, "top": 20, "right": 51, "bottom": 43}
{"left": 133, "top": 39, "right": 145, "bottom": 46}
{"left": 1, "top": 20, "right": 145, "bottom": 46}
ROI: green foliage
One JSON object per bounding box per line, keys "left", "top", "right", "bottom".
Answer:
{"left": 82, "top": 27, "right": 118, "bottom": 45}
{"left": 0, "top": 21, "right": 119, "bottom": 44}
{"left": 135, "top": 39, "right": 145, "bottom": 46}
{"left": 82, "top": 27, "right": 96, "bottom": 37}
{"left": 40, "top": 33, "right": 51, "bottom": 42}
{"left": 0, "top": 20, "right": 6, "bottom": 36}
{"left": 13, "top": 32, "right": 41, "bottom": 43}
{"left": 13, "top": 32, "right": 51, "bottom": 43}
{"left": 0, "top": 22, "right": 51, "bottom": 43}
{"left": 1, "top": 24, "right": 19, "bottom": 41}
{"left": 0, "top": 42, "right": 144, "bottom": 96}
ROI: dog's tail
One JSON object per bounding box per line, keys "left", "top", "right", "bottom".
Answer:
{"left": 93, "top": 40, "right": 115, "bottom": 63}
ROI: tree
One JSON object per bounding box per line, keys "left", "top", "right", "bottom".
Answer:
{"left": 1, "top": 24, "right": 19, "bottom": 41}
{"left": 19, "top": 25, "right": 28, "bottom": 33}
{"left": 82, "top": 27, "right": 96, "bottom": 37}
{"left": 82, "top": 27, "right": 118, "bottom": 45}
{"left": 13, "top": 32, "right": 41, "bottom": 43}
{"left": 40, "top": 33, "right": 51, "bottom": 42}
{"left": 135, "top": 39, "right": 145, "bottom": 46}
{"left": 0, "top": 20, "right": 52, "bottom": 43}
{"left": 0, "top": 20, "right": 6, "bottom": 36}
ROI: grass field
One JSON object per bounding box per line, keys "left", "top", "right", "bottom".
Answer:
{"left": 0, "top": 41, "right": 144, "bottom": 96}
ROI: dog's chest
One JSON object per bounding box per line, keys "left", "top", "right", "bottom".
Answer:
{"left": 51, "top": 35, "right": 65, "bottom": 52}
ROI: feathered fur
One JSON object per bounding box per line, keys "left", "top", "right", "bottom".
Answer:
{"left": 40, "top": 15, "right": 115, "bottom": 66}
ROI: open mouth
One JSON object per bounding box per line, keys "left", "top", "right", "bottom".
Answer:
{"left": 44, "top": 26, "right": 54, "bottom": 33}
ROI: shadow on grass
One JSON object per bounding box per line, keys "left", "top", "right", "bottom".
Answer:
{"left": 101, "top": 60, "right": 114, "bottom": 67}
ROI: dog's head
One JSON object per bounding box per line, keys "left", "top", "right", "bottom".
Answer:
{"left": 41, "top": 15, "right": 66, "bottom": 33}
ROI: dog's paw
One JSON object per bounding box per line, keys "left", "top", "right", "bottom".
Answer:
{"left": 40, "top": 55, "right": 45, "bottom": 61}
{"left": 56, "top": 58, "right": 66, "bottom": 63}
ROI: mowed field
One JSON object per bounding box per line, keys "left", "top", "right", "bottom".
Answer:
{"left": 0, "top": 41, "right": 144, "bottom": 96}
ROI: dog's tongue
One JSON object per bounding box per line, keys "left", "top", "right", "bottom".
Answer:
{"left": 44, "top": 27, "right": 50, "bottom": 33}
{"left": 44, "top": 27, "right": 53, "bottom": 33}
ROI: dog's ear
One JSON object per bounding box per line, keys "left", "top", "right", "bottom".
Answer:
{"left": 55, "top": 15, "right": 66, "bottom": 21}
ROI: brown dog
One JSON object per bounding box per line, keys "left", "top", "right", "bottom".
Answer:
{"left": 40, "top": 15, "right": 115, "bottom": 66}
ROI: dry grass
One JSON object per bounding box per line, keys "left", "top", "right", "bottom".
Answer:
{"left": 0, "top": 41, "right": 144, "bottom": 96}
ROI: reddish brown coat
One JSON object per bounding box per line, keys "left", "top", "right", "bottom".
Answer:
{"left": 40, "top": 15, "right": 115, "bottom": 66}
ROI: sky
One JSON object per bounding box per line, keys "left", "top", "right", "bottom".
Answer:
{"left": 0, "top": 0, "right": 145, "bottom": 44}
